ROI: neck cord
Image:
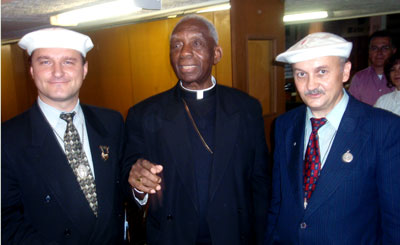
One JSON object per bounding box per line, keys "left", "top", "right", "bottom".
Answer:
{"left": 182, "top": 98, "right": 213, "bottom": 154}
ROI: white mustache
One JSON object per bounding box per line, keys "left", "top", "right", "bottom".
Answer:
{"left": 305, "top": 88, "right": 325, "bottom": 95}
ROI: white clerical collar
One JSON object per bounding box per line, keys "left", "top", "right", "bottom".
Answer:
{"left": 180, "top": 76, "right": 216, "bottom": 100}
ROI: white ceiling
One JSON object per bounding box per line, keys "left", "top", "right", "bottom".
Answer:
{"left": 2, "top": 0, "right": 400, "bottom": 42}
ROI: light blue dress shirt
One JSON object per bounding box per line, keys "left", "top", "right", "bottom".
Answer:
{"left": 37, "top": 97, "right": 95, "bottom": 178}
{"left": 303, "top": 89, "right": 349, "bottom": 169}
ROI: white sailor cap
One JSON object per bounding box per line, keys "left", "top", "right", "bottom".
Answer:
{"left": 276, "top": 32, "right": 352, "bottom": 64}
{"left": 18, "top": 27, "right": 94, "bottom": 57}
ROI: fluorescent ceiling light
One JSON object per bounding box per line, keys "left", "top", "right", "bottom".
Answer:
{"left": 196, "top": 3, "right": 230, "bottom": 13}
{"left": 283, "top": 11, "right": 328, "bottom": 23}
{"left": 50, "top": 0, "right": 142, "bottom": 26}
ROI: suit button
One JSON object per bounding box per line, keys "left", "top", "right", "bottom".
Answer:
{"left": 44, "top": 195, "right": 51, "bottom": 203}
{"left": 166, "top": 214, "right": 173, "bottom": 220}
{"left": 64, "top": 228, "right": 72, "bottom": 237}
{"left": 300, "top": 222, "right": 307, "bottom": 229}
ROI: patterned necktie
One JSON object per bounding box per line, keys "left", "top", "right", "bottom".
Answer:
{"left": 60, "top": 112, "right": 98, "bottom": 217}
{"left": 303, "top": 117, "right": 327, "bottom": 208}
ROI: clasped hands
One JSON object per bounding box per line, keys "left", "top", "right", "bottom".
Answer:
{"left": 128, "top": 158, "right": 163, "bottom": 194}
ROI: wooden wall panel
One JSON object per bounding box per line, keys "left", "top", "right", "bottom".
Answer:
{"left": 128, "top": 19, "right": 175, "bottom": 106}
{"left": 230, "top": 0, "right": 285, "bottom": 148}
{"left": 247, "top": 40, "right": 273, "bottom": 115}
{"left": 213, "top": 11, "right": 232, "bottom": 87}
{"left": 1, "top": 10, "right": 232, "bottom": 122}
{"left": 1, "top": 44, "right": 36, "bottom": 122}
{"left": 82, "top": 26, "right": 134, "bottom": 117}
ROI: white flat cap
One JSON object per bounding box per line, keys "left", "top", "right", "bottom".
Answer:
{"left": 276, "top": 32, "right": 352, "bottom": 64}
{"left": 18, "top": 27, "right": 94, "bottom": 57}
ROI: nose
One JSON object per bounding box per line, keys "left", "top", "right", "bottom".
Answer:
{"left": 52, "top": 62, "right": 64, "bottom": 78}
{"left": 305, "top": 75, "right": 319, "bottom": 91}
{"left": 180, "top": 43, "right": 193, "bottom": 58}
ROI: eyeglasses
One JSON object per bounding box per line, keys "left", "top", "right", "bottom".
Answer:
{"left": 369, "top": 45, "right": 392, "bottom": 52}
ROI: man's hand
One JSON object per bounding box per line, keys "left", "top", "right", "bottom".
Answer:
{"left": 128, "top": 158, "right": 163, "bottom": 194}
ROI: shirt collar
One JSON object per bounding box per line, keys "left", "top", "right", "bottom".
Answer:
{"left": 306, "top": 89, "right": 349, "bottom": 130}
{"left": 179, "top": 76, "right": 216, "bottom": 100}
{"left": 37, "top": 97, "right": 83, "bottom": 128}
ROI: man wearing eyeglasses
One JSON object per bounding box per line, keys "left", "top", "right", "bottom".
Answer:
{"left": 349, "top": 30, "right": 397, "bottom": 105}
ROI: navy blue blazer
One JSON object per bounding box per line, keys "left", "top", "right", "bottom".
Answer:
{"left": 2, "top": 103, "right": 125, "bottom": 244}
{"left": 266, "top": 95, "right": 400, "bottom": 244}
{"left": 122, "top": 83, "right": 271, "bottom": 245}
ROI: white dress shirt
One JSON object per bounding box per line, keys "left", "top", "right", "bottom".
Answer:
{"left": 374, "top": 89, "right": 400, "bottom": 116}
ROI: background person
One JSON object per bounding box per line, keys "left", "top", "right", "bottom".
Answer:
{"left": 374, "top": 51, "right": 400, "bottom": 115}
{"left": 349, "top": 30, "right": 397, "bottom": 105}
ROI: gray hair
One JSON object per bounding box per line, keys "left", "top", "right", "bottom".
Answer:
{"left": 339, "top": 57, "right": 348, "bottom": 71}
{"left": 171, "top": 14, "right": 219, "bottom": 44}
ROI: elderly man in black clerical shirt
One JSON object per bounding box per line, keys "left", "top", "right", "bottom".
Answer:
{"left": 122, "top": 15, "right": 270, "bottom": 245}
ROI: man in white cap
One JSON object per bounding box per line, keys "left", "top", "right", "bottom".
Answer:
{"left": 265, "top": 32, "right": 400, "bottom": 244}
{"left": 2, "top": 28, "right": 125, "bottom": 244}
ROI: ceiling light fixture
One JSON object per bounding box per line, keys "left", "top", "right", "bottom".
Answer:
{"left": 283, "top": 11, "right": 328, "bottom": 23}
{"left": 50, "top": 0, "right": 142, "bottom": 26}
{"left": 196, "top": 3, "right": 230, "bottom": 13}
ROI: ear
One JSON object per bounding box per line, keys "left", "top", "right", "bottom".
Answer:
{"left": 342, "top": 61, "right": 352, "bottom": 83}
{"left": 30, "top": 66, "right": 34, "bottom": 79}
{"left": 83, "top": 61, "right": 88, "bottom": 79}
{"left": 213, "top": 45, "right": 223, "bottom": 65}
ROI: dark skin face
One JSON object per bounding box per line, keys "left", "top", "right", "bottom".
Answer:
{"left": 169, "top": 18, "right": 222, "bottom": 90}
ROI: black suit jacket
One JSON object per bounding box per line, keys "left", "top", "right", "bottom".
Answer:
{"left": 122, "top": 83, "right": 270, "bottom": 245}
{"left": 2, "top": 103, "right": 125, "bottom": 244}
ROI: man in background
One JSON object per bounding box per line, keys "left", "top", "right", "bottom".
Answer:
{"left": 123, "top": 15, "right": 270, "bottom": 245}
{"left": 349, "top": 30, "right": 397, "bottom": 105}
{"left": 2, "top": 28, "right": 125, "bottom": 244}
{"left": 266, "top": 32, "right": 400, "bottom": 244}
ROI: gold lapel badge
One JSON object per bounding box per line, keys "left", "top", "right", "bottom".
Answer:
{"left": 342, "top": 150, "right": 353, "bottom": 163}
{"left": 99, "top": 145, "right": 109, "bottom": 161}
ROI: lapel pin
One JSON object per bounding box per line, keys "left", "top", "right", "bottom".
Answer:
{"left": 293, "top": 142, "right": 297, "bottom": 146}
{"left": 342, "top": 150, "right": 353, "bottom": 163}
{"left": 99, "top": 145, "right": 109, "bottom": 161}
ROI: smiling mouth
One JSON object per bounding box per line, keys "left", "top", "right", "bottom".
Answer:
{"left": 179, "top": 65, "right": 197, "bottom": 71}
{"left": 49, "top": 80, "right": 69, "bottom": 84}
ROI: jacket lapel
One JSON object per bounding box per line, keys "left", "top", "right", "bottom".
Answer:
{"left": 208, "top": 86, "right": 240, "bottom": 202}
{"left": 27, "top": 104, "right": 95, "bottom": 235}
{"left": 162, "top": 86, "right": 199, "bottom": 211}
{"left": 304, "top": 97, "right": 370, "bottom": 218}
{"left": 286, "top": 107, "right": 307, "bottom": 207}
{"left": 81, "top": 106, "right": 116, "bottom": 225}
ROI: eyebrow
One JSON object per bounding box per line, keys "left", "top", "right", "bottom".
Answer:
{"left": 35, "top": 56, "right": 78, "bottom": 61}
{"left": 293, "top": 65, "right": 329, "bottom": 72}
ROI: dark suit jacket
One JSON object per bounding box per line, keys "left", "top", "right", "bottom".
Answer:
{"left": 266, "top": 95, "right": 400, "bottom": 244}
{"left": 122, "top": 83, "right": 270, "bottom": 245}
{"left": 2, "top": 103, "right": 125, "bottom": 245}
